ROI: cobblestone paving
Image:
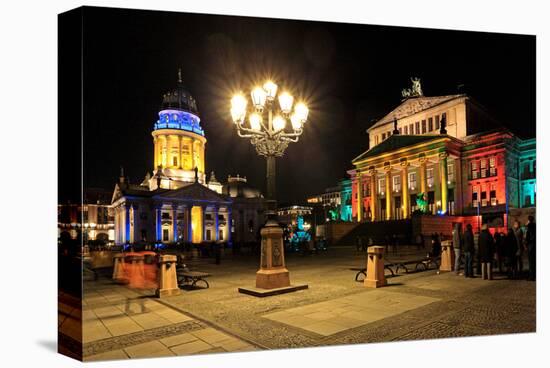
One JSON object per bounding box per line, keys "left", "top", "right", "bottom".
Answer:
{"left": 81, "top": 246, "right": 536, "bottom": 359}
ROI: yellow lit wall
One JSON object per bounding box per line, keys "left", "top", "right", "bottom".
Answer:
{"left": 191, "top": 206, "right": 203, "bottom": 243}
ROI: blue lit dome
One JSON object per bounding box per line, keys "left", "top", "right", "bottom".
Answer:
{"left": 154, "top": 70, "right": 204, "bottom": 136}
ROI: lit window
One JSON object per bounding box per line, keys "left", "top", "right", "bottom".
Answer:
{"left": 480, "top": 159, "right": 487, "bottom": 178}
{"left": 427, "top": 168, "right": 434, "bottom": 187}
{"left": 415, "top": 122, "right": 420, "bottom": 134}
{"left": 471, "top": 161, "right": 479, "bottom": 179}
{"left": 447, "top": 163, "right": 454, "bottom": 182}
{"left": 472, "top": 185, "right": 479, "bottom": 207}
{"left": 393, "top": 175, "right": 401, "bottom": 192}
{"left": 379, "top": 178, "right": 385, "bottom": 194}
{"left": 489, "top": 156, "right": 497, "bottom": 176}
{"left": 490, "top": 182, "right": 497, "bottom": 206}
{"left": 428, "top": 117, "right": 433, "bottom": 131}
{"left": 408, "top": 172, "right": 417, "bottom": 190}
{"left": 435, "top": 115, "right": 440, "bottom": 130}
{"left": 421, "top": 120, "right": 427, "bottom": 133}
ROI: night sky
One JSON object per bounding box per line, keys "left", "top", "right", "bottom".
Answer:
{"left": 77, "top": 6, "right": 535, "bottom": 205}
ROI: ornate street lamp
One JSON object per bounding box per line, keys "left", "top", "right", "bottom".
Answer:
{"left": 230, "top": 80, "right": 309, "bottom": 291}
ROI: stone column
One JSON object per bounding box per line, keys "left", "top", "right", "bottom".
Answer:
{"left": 419, "top": 156, "right": 427, "bottom": 194}
{"left": 114, "top": 207, "right": 119, "bottom": 244}
{"left": 439, "top": 152, "right": 449, "bottom": 214}
{"left": 385, "top": 167, "right": 392, "bottom": 220}
{"left": 214, "top": 206, "right": 219, "bottom": 241}
{"left": 356, "top": 172, "right": 363, "bottom": 222}
{"left": 401, "top": 161, "right": 409, "bottom": 219}
{"left": 172, "top": 204, "right": 178, "bottom": 242}
{"left": 156, "top": 254, "right": 181, "bottom": 297}
{"left": 153, "top": 136, "right": 158, "bottom": 169}
{"left": 202, "top": 205, "right": 208, "bottom": 242}
{"left": 178, "top": 136, "right": 183, "bottom": 169}
{"left": 186, "top": 206, "right": 193, "bottom": 243}
{"left": 364, "top": 246, "right": 387, "bottom": 288}
{"left": 190, "top": 139, "right": 195, "bottom": 169}
{"left": 370, "top": 169, "right": 377, "bottom": 221}
{"left": 124, "top": 204, "right": 130, "bottom": 244}
{"left": 155, "top": 206, "right": 162, "bottom": 242}
{"left": 165, "top": 135, "right": 172, "bottom": 168}
{"left": 159, "top": 136, "right": 164, "bottom": 168}
{"left": 226, "top": 208, "right": 232, "bottom": 244}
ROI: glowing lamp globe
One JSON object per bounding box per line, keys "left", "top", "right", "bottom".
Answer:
{"left": 278, "top": 92, "right": 294, "bottom": 114}
{"left": 273, "top": 115, "right": 286, "bottom": 131}
{"left": 263, "top": 81, "right": 278, "bottom": 101}
{"left": 294, "top": 102, "right": 309, "bottom": 122}
{"left": 290, "top": 113, "right": 303, "bottom": 130}
{"left": 251, "top": 87, "right": 267, "bottom": 109}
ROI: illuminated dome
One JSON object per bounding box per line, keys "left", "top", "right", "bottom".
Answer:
{"left": 154, "top": 70, "right": 204, "bottom": 136}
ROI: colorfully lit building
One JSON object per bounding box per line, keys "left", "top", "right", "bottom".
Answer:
{"left": 349, "top": 81, "right": 535, "bottom": 229}
{"left": 111, "top": 72, "right": 264, "bottom": 246}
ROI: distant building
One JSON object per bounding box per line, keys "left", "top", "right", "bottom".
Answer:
{"left": 277, "top": 205, "right": 313, "bottom": 227}
{"left": 58, "top": 188, "right": 115, "bottom": 243}
{"left": 349, "top": 82, "right": 535, "bottom": 229}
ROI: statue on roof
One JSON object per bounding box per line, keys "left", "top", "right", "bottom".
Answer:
{"left": 401, "top": 77, "right": 423, "bottom": 98}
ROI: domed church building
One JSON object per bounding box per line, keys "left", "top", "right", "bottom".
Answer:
{"left": 111, "top": 71, "right": 265, "bottom": 246}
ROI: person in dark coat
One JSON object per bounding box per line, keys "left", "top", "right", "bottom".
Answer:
{"left": 505, "top": 228, "right": 518, "bottom": 279}
{"left": 513, "top": 221, "right": 524, "bottom": 274}
{"left": 525, "top": 216, "right": 536, "bottom": 281}
{"left": 478, "top": 224, "right": 495, "bottom": 280}
{"left": 494, "top": 232, "right": 504, "bottom": 274}
{"left": 463, "top": 224, "right": 475, "bottom": 278}
{"left": 430, "top": 233, "right": 442, "bottom": 258}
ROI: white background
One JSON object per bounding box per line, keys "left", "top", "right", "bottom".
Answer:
{"left": 0, "top": 0, "right": 547, "bottom": 366}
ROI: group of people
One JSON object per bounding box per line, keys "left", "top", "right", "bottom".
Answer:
{"left": 452, "top": 216, "right": 536, "bottom": 281}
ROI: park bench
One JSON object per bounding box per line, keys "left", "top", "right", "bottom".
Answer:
{"left": 391, "top": 256, "right": 440, "bottom": 274}
{"left": 350, "top": 264, "right": 395, "bottom": 281}
{"left": 176, "top": 265, "right": 211, "bottom": 289}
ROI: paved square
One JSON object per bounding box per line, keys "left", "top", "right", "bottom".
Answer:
{"left": 263, "top": 289, "right": 439, "bottom": 336}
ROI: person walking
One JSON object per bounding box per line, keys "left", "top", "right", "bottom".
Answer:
{"left": 512, "top": 221, "right": 524, "bottom": 276}
{"left": 452, "top": 223, "right": 463, "bottom": 275}
{"left": 525, "top": 216, "right": 536, "bottom": 281}
{"left": 505, "top": 228, "right": 518, "bottom": 279}
{"left": 463, "top": 224, "right": 475, "bottom": 278}
{"left": 478, "top": 224, "right": 495, "bottom": 280}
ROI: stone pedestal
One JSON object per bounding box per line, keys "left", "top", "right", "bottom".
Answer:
{"left": 112, "top": 253, "right": 126, "bottom": 281}
{"left": 364, "top": 246, "right": 387, "bottom": 288}
{"left": 440, "top": 240, "right": 454, "bottom": 272}
{"left": 156, "top": 254, "right": 181, "bottom": 298}
{"left": 256, "top": 225, "right": 290, "bottom": 289}
{"left": 126, "top": 254, "right": 145, "bottom": 289}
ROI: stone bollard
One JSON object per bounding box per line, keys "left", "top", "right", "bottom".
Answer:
{"left": 440, "top": 240, "right": 454, "bottom": 272}
{"left": 156, "top": 254, "right": 181, "bottom": 298}
{"left": 364, "top": 246, "right": 387, "bottom": 288}
{"left": 112, "top": 253, "right": 126, "bottom": 282}
{"left": 126, "top": 254, "right": 145, "bottom": 289}
{"left": 256, "top": 225, "right": 290, "bottom": 289}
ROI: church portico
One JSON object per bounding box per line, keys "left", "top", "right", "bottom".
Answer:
{"left": 351, "top": 133, "right": 462, "bottom": 222}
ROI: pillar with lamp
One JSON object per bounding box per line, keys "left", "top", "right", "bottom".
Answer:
{"left": 231, "top": 80, "right": 309, "bottom": 295}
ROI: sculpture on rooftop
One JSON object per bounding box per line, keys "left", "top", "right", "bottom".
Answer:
{"left": 402, "top": 77, "right": 424, "bottom": 98}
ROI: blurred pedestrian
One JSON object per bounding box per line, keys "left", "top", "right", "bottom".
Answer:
{"left": 463, "top": 224, "right": 475, "bottom": 278}
{"left": 494, "top": 231, "right": 505, "bottom": 273}
{"left": 452, "top": 223, "right": 463, "bottom": 275}
{"left": 478, "top": 224, "right": 495, "bottom": 280}
{"left": 513, "top": 221, "right": 524, "bottom": 275}
{"left": 525, "top": 216, "right": 536, "bottom": 281}
{"left": 505, "top": 228, "right": 518, "bottom": 279}
{"left": 430, "top": 233, "right": 441, "bottom": 258}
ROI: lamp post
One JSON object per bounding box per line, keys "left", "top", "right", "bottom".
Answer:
{"left": 230, "top": 80, "right": 309, "bottom": 290}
